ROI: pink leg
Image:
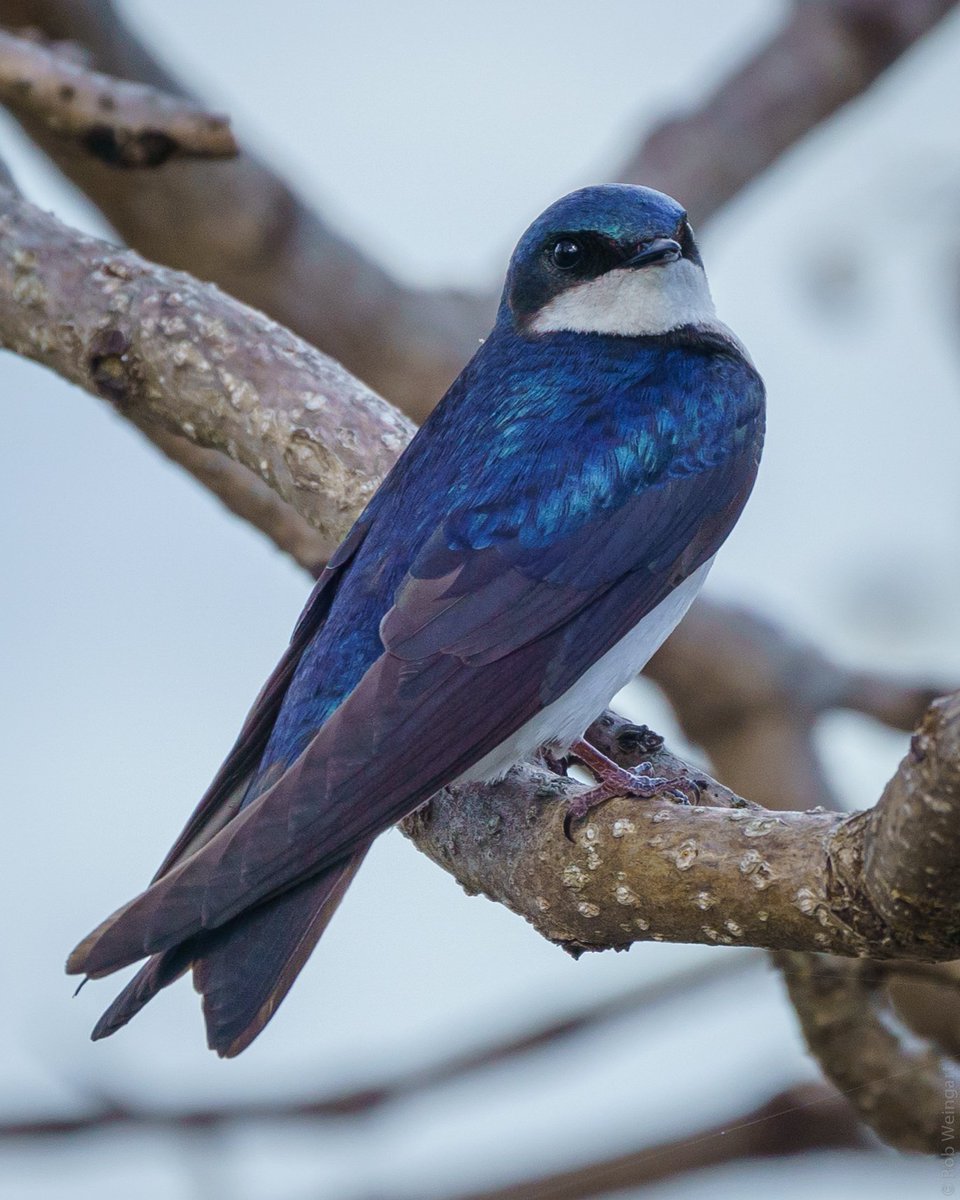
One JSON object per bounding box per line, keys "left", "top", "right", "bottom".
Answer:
{"left": 563, "top": 738, "right": 698, "bottom": 838}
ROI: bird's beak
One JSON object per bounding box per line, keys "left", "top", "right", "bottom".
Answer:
{"left": 626, "top": 237, "right": 682, "bottom": 268}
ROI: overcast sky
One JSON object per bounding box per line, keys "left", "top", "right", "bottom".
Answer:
{"left": 2, "top": 3, "right": 959, "bottom": 1197}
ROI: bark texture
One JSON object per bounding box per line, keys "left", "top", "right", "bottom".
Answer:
{"left": 0, "top": 27, "right": 236, "bottom": 166}
{"left": 406, "top": 707, "right": 960, "bottom": 965}
{"left": 0, "top": 187, "right": 412, "bottom": 559}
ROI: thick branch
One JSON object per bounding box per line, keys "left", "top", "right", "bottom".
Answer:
{"left": 865, "top": 696, "right": 960, "bottom": 947}
{"left": 405, "top": 703, "right": 960, "bottom": 961}
{"left": 0, "top": 28, "right": 236, "bottom": 167}
{"left": 0, "top": 0, "right": 487, "bottom": 420}
{"left": 0, "top": 187, "right": 412, "bottom": 559}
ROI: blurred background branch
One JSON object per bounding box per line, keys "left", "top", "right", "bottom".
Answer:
{"left": 420, "top": 1083, "right": 873, "bottom": 1200}
{"left": 0, "top": 954, "right": 763, "bottom": 1138}
{"left": 618, "top": 0, "right": 960, "bottom": 223}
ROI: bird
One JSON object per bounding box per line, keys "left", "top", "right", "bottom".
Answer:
{"left": 67, "top": 184, "right": 765, "bottom": 1056}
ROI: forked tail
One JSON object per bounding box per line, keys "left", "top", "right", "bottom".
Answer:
{"left": 91, "top": 849, "right": 367, "bottom": 1057}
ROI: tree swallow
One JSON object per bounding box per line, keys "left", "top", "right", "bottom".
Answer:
{"left": 68, "top": 185, "right": 765, "bottom": 1055}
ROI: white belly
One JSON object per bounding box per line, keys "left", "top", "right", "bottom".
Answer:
{"left": 458, "top": 558, "right": 712, "bottom": 783}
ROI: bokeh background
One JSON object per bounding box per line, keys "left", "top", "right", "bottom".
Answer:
{"left": 2, "top": 2, "right": 960, "bottom": 1197}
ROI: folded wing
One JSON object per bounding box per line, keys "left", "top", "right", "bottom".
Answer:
{"left": 67, "top": 434, "right": 759, "bottom": 982}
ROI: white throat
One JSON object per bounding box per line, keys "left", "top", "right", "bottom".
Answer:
{"left": 530, "top": 258, "right": 718, "bottom": 338}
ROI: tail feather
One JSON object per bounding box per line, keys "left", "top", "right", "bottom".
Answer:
{"left": 195, "top": 849, "right": 367, "bottom": 1057}
{"left": 91, "top": 944, "right": 194, "bottom": 1040}
{"left": 89, "top": 850, "right": 367, "bottom": 1056}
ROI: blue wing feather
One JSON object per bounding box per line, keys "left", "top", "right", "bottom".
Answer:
{"left": 69, "top": 326, "right": 764, "bottom": 978}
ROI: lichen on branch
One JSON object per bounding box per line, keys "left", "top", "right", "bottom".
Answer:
{"left": 0, "top": 187, "right": 413, "bottom": 558}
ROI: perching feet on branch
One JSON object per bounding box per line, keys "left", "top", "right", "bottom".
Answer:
{"left": 561, "top": 736, "right": 700, "bottom": 839}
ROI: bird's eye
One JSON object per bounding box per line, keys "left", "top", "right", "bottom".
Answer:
{"left": 551, "top": 238, "right": 583, "bottom": 270}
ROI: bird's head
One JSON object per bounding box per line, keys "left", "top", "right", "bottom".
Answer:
{"left": 500, "top": 184, "right": 714, "bottom": 337}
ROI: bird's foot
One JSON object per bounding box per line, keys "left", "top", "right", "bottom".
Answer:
{"left": 563, "top": 738, "right": 698, "bottom": 840}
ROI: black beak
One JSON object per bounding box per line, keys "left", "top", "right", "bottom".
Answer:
{"left": 626, "top": 237, "right": 682, "bottom": 268}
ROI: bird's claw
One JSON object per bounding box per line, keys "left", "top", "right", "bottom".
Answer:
{"left": 563, "top": 769, "right": 700, "bottom": 841}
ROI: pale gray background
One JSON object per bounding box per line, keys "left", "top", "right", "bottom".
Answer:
{"left": 2, "top": 2, "right": 959, "bottom": 1197}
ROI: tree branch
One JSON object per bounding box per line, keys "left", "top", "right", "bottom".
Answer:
{"left": 0, "top": 186, "right": 412, "bottom": 560}
{"left": 404, "top": 703, "right": 960, "bottom": 963}
{"left": 0, "top": 954, "right": 763, "bottom": 1139}
{"left": 0, "top": 0, "right": 488, "bottom": 421}
{"left": 0, "top": 1081, "right": 872, "bottom": 1195}
{"left": 778, "top": 952, "right": 955, "bottom": 1153}
{"left": 423, "top": 1084, "right": 871, "bottom": 1200}
{"left": 0, "top": 27, "right": 236, "bottom": 167}
{"left": 619, "top": 0, "right": 960, "bottom": 225}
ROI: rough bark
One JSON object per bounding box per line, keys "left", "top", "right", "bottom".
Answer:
{"left": 0, "top": 27, "right": 236, "bottom": 166}
{"left": 405, "top": 706, "right": 960, "bottom": 965}
{"left": 0, "top": 186, "right": 412, "bottom": 559}
{"left": 0, "top": 0, "right": 488, "bottom": 421}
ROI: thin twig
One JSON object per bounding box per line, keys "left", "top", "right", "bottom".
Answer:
{"left": 401, "top": 1084, "right": 872, "bottom": 1200}
{"left": 0, "top": 954, "right": 762, "bottom": 1139}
